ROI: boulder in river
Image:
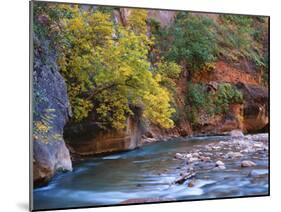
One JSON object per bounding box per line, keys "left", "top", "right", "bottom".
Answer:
{"left": 188, "top": 157, "right": 199, "bottom": 163}
{"left": 248, "top": 169, "right": 268, "bottom": 177}
{"left": 241, "top": 160, "right": 256, "bottom": 167}
{"left": 192, "top": 152, "right": 200, "bottom": 158}
{"left": 175, "top": 153, "right": 184, "bottom": 159}
{"left": 215, "top": 160, "right": 226, "bottom": 170}
{"left": 199, "top": 156, "right": 211, "bottom": 162}
{"left": 230, "top": 130, "right": 244, "bottom": 137}
{"left": 225, "top": 151, "right": 243, "bottom": 159}
{"left": 215, "top": 165, "right": 226, "bottom": 170}
{"left": 215, "top": 160, "right": 225, "bottom": 167}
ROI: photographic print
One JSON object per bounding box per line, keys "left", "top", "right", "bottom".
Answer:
{"left": 30, "top": 1, "right": 269, "bottom": 210}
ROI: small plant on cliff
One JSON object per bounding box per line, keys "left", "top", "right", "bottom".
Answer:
{"left": 214, "top": 83, "right": 243, "bottom": 113}
{"left": 32, "top": 108, "right": 56, "bottom": 143}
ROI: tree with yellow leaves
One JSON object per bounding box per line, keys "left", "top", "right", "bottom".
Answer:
{"left": 34, "top": 4, "right": 181, "bottom": 130}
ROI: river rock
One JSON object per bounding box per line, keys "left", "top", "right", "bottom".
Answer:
{"left": 225, "top": 151, "right": 243, "bottom": 159}
{"left": 205, "top": 146, "right": 213, "bottom": 151}
{"left": 204, "top": 152, "right": 213, "bottom": 157}
{"left": 214, "top": 160, "right": 226, "bottom": 170}
{"left": 192, "top": 152, "right": 200, "bottom": 158}
{"left": 249, "top": 169, "right": 268, "bottom": 177}
{"left": 253, "top": 143, "right": 264, "bottom": 148}
{"left": 189, "top": 157, "right": 199, "bottom": 163}
{"left": 230, "top": 130, "right": 244, "bottom": 137}
{"left": 212, "top": 146, "right": 221, "bottom": 150}
{"left": 215, "top": 160, "right": 225, "bottom": 167}
{"left": 219, "top": 141, "right": 229, "bottom": 145}
{"left": 240, "top": 149, "right": 249, "bottom": 153}
{"left": 215, "top": 165, "right": 226, "bottom": 170}
{"left": 143, "top": 138, "right": 157, "bottom": 143}
{"left": 175, "top": 153, "right": 184, "bottom": 159}
{"left": 246, "top": 134, "right": 268, "bottom": 142}
{"left": 200, "top": 156, "right": 211, "bottom": 162}
{"left": 186, "top": 153, "right": 193, "bottom": 159}
{"left": 241, "top": 160, "right": 256, "bottom": 167}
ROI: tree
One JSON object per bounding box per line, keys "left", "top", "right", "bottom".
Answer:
{"left": 53, "top": 5, "right": 180, "bottom": 129}
{"left": 166, "top": 13, "right": 217, "bottom": 72}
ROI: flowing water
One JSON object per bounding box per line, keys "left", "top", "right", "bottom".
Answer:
{"left": 33, "top": 134, "right": 269, "bottom": 210}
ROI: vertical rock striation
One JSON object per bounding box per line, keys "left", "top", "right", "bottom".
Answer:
{"left": 32, "top": 35, "right": 72, "bottom": 186}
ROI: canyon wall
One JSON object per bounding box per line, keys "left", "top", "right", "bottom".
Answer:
{"left": 32, "top": 35, "right": 72, "bottom": 186}
{"left": 64, "top": 107, "right": 144, "bottom": 156}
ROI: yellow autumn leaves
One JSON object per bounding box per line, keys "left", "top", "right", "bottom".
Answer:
{"left": 54, "top": 5, "right": 180, "bottom": 129}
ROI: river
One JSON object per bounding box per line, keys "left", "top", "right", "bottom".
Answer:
{"left": 33, "top": 134, "right": 269, "bottom": 210}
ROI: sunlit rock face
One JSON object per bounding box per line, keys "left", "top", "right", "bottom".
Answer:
{"left": 33, "top": 35, "right": 72, "bottom": 187}
{"left": 189, "top": 58, "right": 268, "bottom": 135}
{"left": 64, "top": 107, "right": 144, "bottom": 156}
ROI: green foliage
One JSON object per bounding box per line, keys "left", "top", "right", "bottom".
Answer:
{"left": 32, "top": 108, "right": 63, "bottom": 144}
{"left": 185, "top": 83, "right": 213, "bottom": 124}
{"left": 164, "top": 13, "right": 218, "bottom": 72}
{"left": 214, "top": 83, "right": 243, "bottom": 113}
{"left": 34, "top": 3, "right": 180, "bottom": 130}
{"left": 150, "top": 13, "right": 268, "bottom": 82}
{"left": 217, "top": 15, "right": 266, "bottom": 67}
{"left": 152, "top": 61, "right": 181, "bottom": 92}
{"left": 33, "top": 2, "right": 267, "bottom": 131}
{"left": 185, "top": 83, "right": 243, "bottom": 125}
{"left": 33, "top": 2, "right": 73, "bottom": 44}
{"left": 149, "top": 19, "right": 171, "bottom": 60}
{"left": 127, "top": 9, "right": 148, "bottom": 35}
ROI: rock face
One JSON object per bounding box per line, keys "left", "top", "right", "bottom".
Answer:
{"left": 114, "top": 8, "right": 176, "bottom": 27}
{"left": 190, "top": 57, "right": 268, "bottom": 135}
{"left": 190, "top": 81, "right": 269, "bottom": 135}
{"left": 193, "top": 61, "right": 261, "bottom": 85}
{"left": 33, "top": 35, "right": 72, "bottom": 186}
{"left": 147, "top": 10, "right": 176, "bottom": 27}
{"left": 64, "top": 107, "right": 143, "bottom": 156}
{"left": 142, "top": 120, "right": 191, "bottom": 143}
{"left": 237, "top": 83, "right": 269, "bottom": 133}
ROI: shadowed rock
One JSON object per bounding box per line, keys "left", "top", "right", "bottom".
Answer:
{"left": 33, "top": 35, "right": 72, "bottom": 187}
